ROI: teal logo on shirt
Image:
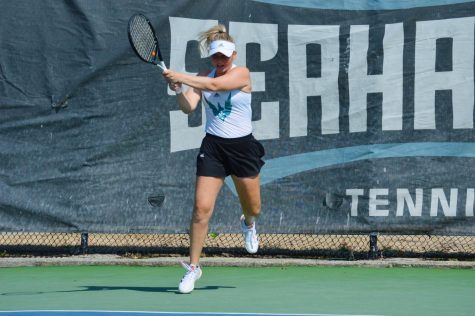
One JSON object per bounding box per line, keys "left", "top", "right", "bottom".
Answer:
{"left": 203, "top": 92, "right": 232, "bottom": 121}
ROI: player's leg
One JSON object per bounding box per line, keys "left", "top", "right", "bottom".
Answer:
{"left": 232, "top": 174, "right": 261, "bottom": 222}
{"left": 190, "top": 175, "right": 224, "bottom": 264}
{"left": 179, "top": 175, "right": 223, "bottom": 294}
{"left": 232, "top": 174, "right": 261, "bottom": 253}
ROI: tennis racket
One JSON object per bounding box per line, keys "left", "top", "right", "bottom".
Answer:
{"left": 128, "top": 13, "right": 167, "bottom": 71}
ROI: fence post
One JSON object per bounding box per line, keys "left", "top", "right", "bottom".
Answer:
{"left": 369, "top": 232, "right": 379, "bottom": 259}
{"left": 80, "top": 232, "right": 89, "bottom": 254}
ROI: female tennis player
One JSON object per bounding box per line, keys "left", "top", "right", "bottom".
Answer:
{"left": 162, "top": 24, "right": 265, "bottom": 294}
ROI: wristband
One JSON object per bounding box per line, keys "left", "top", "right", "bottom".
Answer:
{"left": 175, "top": 86, "right": 183, "bottom": 95}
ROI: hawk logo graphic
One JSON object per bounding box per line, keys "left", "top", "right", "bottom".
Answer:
{"left": 203, "top": 92, "right": 232, "bottom": 121}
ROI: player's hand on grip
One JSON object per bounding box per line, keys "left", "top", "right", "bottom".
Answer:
{"left": 162, "top": 69, "right": 181, "bottom": 84}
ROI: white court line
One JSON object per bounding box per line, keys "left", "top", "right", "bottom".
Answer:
{"left": 0, "top": 310, "right": 385, "bottom": 316}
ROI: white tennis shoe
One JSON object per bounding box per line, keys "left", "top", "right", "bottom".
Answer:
{"left": 178, "top": 261, "right": 202, "bottom": 294}
{"left": 240, "top": 215, "right": 259, "bottom": 254}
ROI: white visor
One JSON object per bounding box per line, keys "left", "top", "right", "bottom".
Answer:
{"left": 208, "top": 40, "right": 235, "bottom": 57}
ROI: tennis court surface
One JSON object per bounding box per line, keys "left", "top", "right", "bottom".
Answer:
{"left": 1, "top": 265, "right": 474, "bottom": 316}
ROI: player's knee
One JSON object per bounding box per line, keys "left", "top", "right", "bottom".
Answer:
{"left": 192, "top": 205, "right": 213, "bottom": 224}
{"left": 248, "top": 203, "right": 261, "bottom": 217}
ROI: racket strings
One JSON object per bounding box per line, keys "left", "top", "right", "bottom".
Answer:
{"left": 129, "top": 16, "right": 157, "bottom": 62}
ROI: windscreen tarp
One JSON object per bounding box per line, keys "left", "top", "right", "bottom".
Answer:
{"left": 0, "top": 0, "right": 474, "bottom": 234}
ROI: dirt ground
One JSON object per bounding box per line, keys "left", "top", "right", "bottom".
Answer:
{"left": 1, "top": 232, "right": 474, "bottom": 255}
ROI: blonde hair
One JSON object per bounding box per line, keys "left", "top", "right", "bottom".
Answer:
{"left": 198, "top": 24, "right": 234, "bottom": 55}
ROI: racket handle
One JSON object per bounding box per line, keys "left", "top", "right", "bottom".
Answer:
{"left": 157, "top": 61, "right": 167, "bottom": 72}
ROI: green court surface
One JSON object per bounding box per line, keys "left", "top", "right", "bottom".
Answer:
{"left": 0, "top": 265, "right": 474, "bottom": 316}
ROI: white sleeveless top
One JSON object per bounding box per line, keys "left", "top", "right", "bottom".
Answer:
{"left": 202, "top": 66, "right": 252, "bottom": 138}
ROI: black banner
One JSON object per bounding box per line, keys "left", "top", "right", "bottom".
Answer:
{"left": 0, "top": 0, "right": 474, "bottom": 234}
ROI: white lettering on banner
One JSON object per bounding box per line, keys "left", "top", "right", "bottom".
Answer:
{"left": 348, "top": 23, "right": 404, "bottom": 132}
{"left": 369, "top": 188, "right": 389, "bottom": 216}
{"left": 396, "top": 188, "right": 423, "bottom": 216}
{"left": 230, "top": 22, "right": 280, "bottom": 140}
{"left": 414, "top": 17, "right": 475, "bottom": 130}
{"left": 169, "top": 17, "right": 475, "bottom": 152}
{"left": 430, "top": 188, "right": 458, "bottom": 217}
{"left": 168, "top": 17, "right": 216, "bottom": 153}
{"left": 346, "top": 188, "right": 475, "bottom": 217}
{"left": 466, "top": 189, "right": 475, "bottom": 216}
{"left": 346, "top": 189, "right": 364, "bottom": 216}
{"left": 288, "top": 24, "right": 340, "bottom": 137}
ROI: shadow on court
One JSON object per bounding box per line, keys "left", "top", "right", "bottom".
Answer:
{"left": 1, "top": 285, "right": 236, "bottom": 296}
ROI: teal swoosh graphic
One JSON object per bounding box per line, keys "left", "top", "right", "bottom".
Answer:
{"left": 225, "top": 142, "right": 475, "bottom": 195}
{"left": 251, "top": 0, "right": 474, "bottom": 10}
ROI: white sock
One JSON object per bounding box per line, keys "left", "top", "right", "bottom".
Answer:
{"left": 245, "top": 216, "right": 256, "bottom": 227}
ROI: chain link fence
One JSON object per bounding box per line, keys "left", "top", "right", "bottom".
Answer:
{"left": 1, "top": 232, "right": 474, "bottom": 260}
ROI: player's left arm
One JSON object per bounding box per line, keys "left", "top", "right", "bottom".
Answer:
{"left": 163, "top": 67, "right": 251, "bottom": 92}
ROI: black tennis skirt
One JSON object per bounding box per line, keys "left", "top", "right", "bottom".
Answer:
{"left": 196, "top": 133, "right": 265, "bottom": 178}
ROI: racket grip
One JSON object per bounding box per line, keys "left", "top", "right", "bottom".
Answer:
{"left": 158, "top": 61, "right": 167, "bottom": 72}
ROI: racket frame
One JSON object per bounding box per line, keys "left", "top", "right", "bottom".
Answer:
{"left": 128, "top": 13, "right": 167, "bottom": 71}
